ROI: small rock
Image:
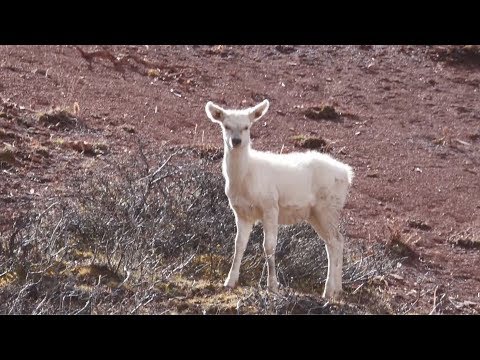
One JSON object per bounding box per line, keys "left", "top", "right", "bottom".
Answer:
{"left": 170, "top": 89, "right": 182, "bottom": 97}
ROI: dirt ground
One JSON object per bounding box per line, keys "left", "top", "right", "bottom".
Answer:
{"left": 1, "top": 45, "right": 479, "bottom": 314}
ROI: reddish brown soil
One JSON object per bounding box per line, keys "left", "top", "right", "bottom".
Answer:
{"left": 1, "top": 45, "right": 479, "bottom": 314}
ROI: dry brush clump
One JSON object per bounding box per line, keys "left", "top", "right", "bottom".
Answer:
{"left": 428, "top": 45, "right": 480, "bottom": 67}
{"left": 0, "top": 147, "right": 398, "bottom": 314}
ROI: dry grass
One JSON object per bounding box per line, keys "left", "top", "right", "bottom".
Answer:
{"left": 147, "top": 69, "right": 161, "bottom": 78}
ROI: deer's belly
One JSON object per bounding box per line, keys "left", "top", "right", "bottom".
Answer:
{"left": 230, "top": 201, "right": 263, "bottom": 222}
{"left": 229, "top": 196, "right": 312, "bottom": 225}
{"left": 278, "top": 206, "right": 311, "bottom": 225}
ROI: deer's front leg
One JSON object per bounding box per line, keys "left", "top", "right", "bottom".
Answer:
{"left": 224, "top": 215, "right": 253, "bottom": 288}
{"left": 263, "top": 210, "right": 279, "bottom": 293}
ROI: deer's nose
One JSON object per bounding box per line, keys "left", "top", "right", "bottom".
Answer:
{"left": 232, "top": 138, "right": 241, "bottom": 147}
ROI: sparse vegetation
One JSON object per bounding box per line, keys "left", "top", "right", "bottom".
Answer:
{"left": 62, "top": 140, "right": 108, "bottom": 156}
{"left": 428, "top": 45, "right": 480, "bottom": 67}
{"left": 386, "top": 221, "right": 417, "bottom": 260}
{"left": 407, "top": 219, "right": 432, "bottom": 232}
{"left": 304, "top": 105, "right": 340, "bottom": 121}
{"left": 121, "top": 124, "right": 136, "bottom": 133}
{"left": 171, "top": 144, "right": 223, "bottom": 162}
{"left": 147, "top": 69, "right": 161, "bottom": 78}
{"left": 37, "top": 108, "right": 82, "bottom": 131}
{"left": 0, "top": 147, "right": 397, "bottom": 314}
{"left": 291, "top": 134, "right": 331, "bottom": 151}
{"left": 0, "top": 145, "right": 18, "bottom": 168}
{"left": 448, "top": 229, "right": 480, "bottom": 250}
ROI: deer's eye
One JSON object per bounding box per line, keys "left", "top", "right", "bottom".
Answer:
{"left": 243, "top": 126, "right": 249, "bottom": 131}
{"left": 225, "top": 125, "right": 231, "bottom": 131}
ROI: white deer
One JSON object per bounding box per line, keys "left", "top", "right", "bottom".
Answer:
{"left": 205, "top": 99, "right": 353, "bottom": 298}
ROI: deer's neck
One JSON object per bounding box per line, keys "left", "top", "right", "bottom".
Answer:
{"left": 223, "top": 144, "right": 250, "bottom": 190}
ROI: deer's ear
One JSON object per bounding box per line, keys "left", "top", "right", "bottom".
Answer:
{"left": 249, "top": 99, "right": 269, "bottom": 123}
{"left": 205, "top": 101, "right": 226, "bottom": 124}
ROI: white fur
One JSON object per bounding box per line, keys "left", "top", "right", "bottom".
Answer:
{"left": 205, "top": 99, "right": 353, "bottom": 298}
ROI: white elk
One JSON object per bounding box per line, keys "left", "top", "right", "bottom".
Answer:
{"left": 205, "top": 99, "right": 353, "bottom": 298}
